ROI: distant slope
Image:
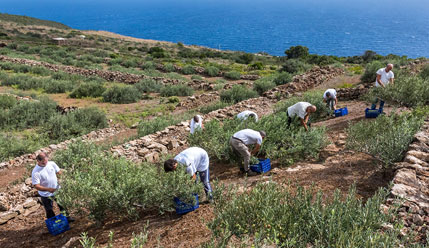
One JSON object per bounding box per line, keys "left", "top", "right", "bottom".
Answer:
{"left": 0, "top": 13, "right": 70, "bottom": 29}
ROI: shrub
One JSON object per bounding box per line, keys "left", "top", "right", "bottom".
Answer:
{"left": 137, "top": 112, "right": 195, "bottom": 137}
{"left": 69, "top": 82, "right": 106, "bottom": 98}
{"left": 134, "top": 79, "right": 163, "bottom": 93}
{"left": 182, "top": 65, "right": 195, "bottom": 75}
{"left": 199, "top": 101, "right": 232, "bottom": 114}
{"left": 191, "top": 75, "right": 203, "bottom": 80}
{"left": 360, "top": 60, "right": 384, "bottom": 83}
{"left": 220, "top": 85, "right": 258, "bottom": 103}
{"left": 55, "top": 142, "right": 201, "bottom": 222}
{"left": 205, "top": 66, "right": 220, "bottom": 77}
{"left": 0, "top": 94, "right": 17, "bottom": 109}
{"left": 0, "top": 131, "right": 48, "bottom": 162}
{"left": 224, "top": 71, "right": 241, "bottom": 80}
{"left": 364, "top": 74, "right": 429, "bottom": 107}
{"left": 164, "top": 63, "right": 175, "bottom": 72}
{"left": 273, "top": 72, "right": 293, "bottom": 85}
{"left": 189, "top": 113, "right": 327, "bottom": 165}
{"left": 280, "top": 59, "right": 309, "bottom": 74}
{"left": 419, "top": 64, "right": 429, "bottom": 80}
{"left": 347, "top": 111, "right": 425, "bottom": 168}
{"left": 253, "top": 75, "right": 276, "bottom": 95}
{"left": 102, "top": 85, "right": 141, "bottom": 104}
{"left": 43, "top": 79, "right": 75, "bottom": 94}
{"left": 249, "top": 62, "right": 264, "bottom": 70}
{"left": 208, "top": 183, "right": 407, "bottom": 247}
{"left": 284, "top": 45, "right": 309, "bottom": 59}
{"left": 275, "top": 91, "right": 330, "bottom": 122}
{"left": 235, "top": 53, "right": 254, "bottom": 64}
{"left": 148, "top": 46, "right": 165, "bottom": 58}
{"left": 44, "top": 107, "right": 108, "bottom": 141}
{"left": 160, "top": 84, "right": 194, "bottom": 97}
{"left": 167, "top": 96, "right": 180, "bottom": 104}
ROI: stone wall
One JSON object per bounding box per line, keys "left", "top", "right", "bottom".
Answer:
{"left": 335, "top": 85, "right": 369, "bottom": 101}
{"left": 384, "top": 118, "right": 429, "bottom": 242}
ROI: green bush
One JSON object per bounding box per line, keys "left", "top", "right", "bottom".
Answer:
{"left": 0, "top": 131, "right": 48, "bottom": 162}
{"left": 55, "top": 142, "right": 201, "bottom": 222}
{"left": 167, "top": 96, "right": 180, "bottom": 104}
{"left": 249, "top": 62, "right": 264, "bottom": 70}
{"left": 419, "top": 64, "right": 429, "bottom": 80}
{"left": 69, "top": 82, "right": 106, "bottom": 98}
{"left": 224, "top": 71, "right": 241, "bottom": 80}
{"left": 273, "top": 72, "right": 293, "bottom": 85}
{"left": 205, "top": 66, "right": 220, "bottom": 77}
{"left": 191, "top": 75, "right": 203, "bottom": 80}
{"left": 285, "top": 45, "right": 309, "bottom": 59}
{"left": 164, "top": 63, "right": 176, "bottom": 72}
{"left": 364, "top": 74, "right": 429, "bottom": 107}
{"left": 102, "top": 85, "right": 141, "bottom": 104}
{"left": 280, "top": 59, "right": 310, "bottom": 74}
{"left": 275, "top": 91, "right": 330, "bottom": 122}
{"left": 182, "top": 65, "right": 195, "bottom": 75}
{"left": 199, "top": 101, "right": 232, "bottom": 114}
{"left": 220, "top": 85, "right": 258, "bottom": 103}
{"left": 208, "top": 183, "right": 407, "bottom": 247}
{"left": 189, "top": 113, "right": 327, "bottom": 165}
{"left": 360, "top": 60, "right": 384, "bottom": 83}
{"left": 347, "top": 111, "right": 425, "bottom": 168}
{"left": 44, "top": 107, "right": 108, "bottom": 141}
{"left": 160, "top": 84, "right": 194, "bottom": 97}
{"left": 253, "top": 75, "right": 276, "bottom": 95}
{"left": 134, "top": 79, "right": 163, "bottom": 93}
{"left": 235, "top": 53, "right": 254, "bottom": 64}
{"left": 0, "top": 94, "right": 17, "bottom": 109}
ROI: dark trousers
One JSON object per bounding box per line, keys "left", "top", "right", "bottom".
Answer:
{"left": 371, "top": 97, "right": 385, "bottom": 110}
{"left": 287, "top": 113, "right": 311, "bottom": 128}
{"left": 327, "top": 99, "right": 335, "bottom": 110}
{"left": 40, "top": 196, "right": 66, "bottom": 219}
{"left": 196, "top": 169, "right": 213, "bottom": 200}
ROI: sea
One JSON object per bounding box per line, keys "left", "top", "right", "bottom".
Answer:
{"left": 1, "top": 0, "right": 429, "bottom": 58}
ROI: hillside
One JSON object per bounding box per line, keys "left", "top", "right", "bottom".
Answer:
{"left": 0, "top": 14, "right": 429, "bottom": 247}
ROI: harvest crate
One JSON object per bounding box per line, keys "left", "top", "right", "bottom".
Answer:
{"left": 45, "top": 214, "right": 70, "bottom": 236}
{"left": 365, "top": 108, "right": 382, "bottom": 118}
{"left": 174, "top": 194, "right": 199, "bottom": 215}
{"left": 334, "top": 107, "right": 348, "bottom": 117}
{"left": 250, "top": 158, "right": 271, "bottom": 173}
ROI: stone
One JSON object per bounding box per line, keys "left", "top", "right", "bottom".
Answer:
{"left": 404, "top": 155, "right": 428, "bottom": 166}
{"left": 0, "top": 195, "right": 9, "bottom": 211}
{"left": 20, "top": 184, "right": 31, "bottom": 194}
{"left": 413, "top": 214, "right": 424, "bottom": 226}
{"left": 408, "top": 150, "right": 429, "bottom": 162}
{"left": 393, "top": 169, "right": 419, "bottom": 188}
{"left": 23, "top": 204, "right": 39, "bottom": 217}
{"left": 147, "top": 143, "right": 168, "bottom": 154}
{"left": 167, "top": 140, "right": 179, "bottom": 150}
{"left": 137, "top": 148, "right": 150, "bottom": 157}
{"left": 144, "top": 152, "right": 159, "bottom": 163}
{"left": 23, "top": 198, "right": 37, "bottom": 209}
{"left": 0, "top": 211, "right": 18, "bottom": 224}
{"left": 11, "top": 204, "right": 24, "bottom": 214}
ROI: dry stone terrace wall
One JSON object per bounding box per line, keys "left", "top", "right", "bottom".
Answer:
{"left": 335, "top": 85, "right": 369, "bottom": 101}
{"left": 0, "top": 125, "right": 124, "bottom": 171}
{"left": 384, "top": 119, "right": 429, "bottom": 242}
{"left": 0, "top": 55, "right": 254, "bottom": 91}
{"left": 110, "top": 66, "right": 344, "bottom": 163}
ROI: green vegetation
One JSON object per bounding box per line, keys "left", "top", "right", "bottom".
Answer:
{"left": 347, "top": 110, "right": 426, "bottom": 168}
{"left": 360, "top": 60, "right": 384, "bottom": 83}
{"left": 188, "top": 113, "right": 327, "bottom": 165}
{"left": 199, "top": 101, "right": 233, "bottom": 114}
{"left": 0, "top": 13, "right": 70, "bottom": 29}
{"left": 159, "top": 84, "right": 194, "bottom": 97}
{"left": 364, "top": 73, "right": 429, "bottom": 107}
{"left": 208, "top": 183, "right": 411, "bottom": 247}
{"left": 253, "top": 75, "right": 276, "bottom": 95}
{"left": 69, "top": 82, "right": 106, "bottom": 98}
{"left": 220, "top": 85, "right": 258, "bottom": 103}
{"left": 134, "top": 78, "right": 163, "bottom": 93}
{"left": 224, "top": 70, "right": 241, "bottom": 80}
{"left": 137, "top": 112, "right": 195, "bottom": 137}
{"left": 102, "top": 85, "right": 141, "bottom": 104}
{"left": 54, "top": 142, "right": 201, "bottom": 222}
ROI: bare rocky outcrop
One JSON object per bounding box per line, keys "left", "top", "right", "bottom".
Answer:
{"left": 385, "top": 119, "right": 429, "bottom": 242}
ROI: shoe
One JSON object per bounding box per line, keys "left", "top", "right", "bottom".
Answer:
{"left": 239, "top": 167, "right": 245, "bottom": 173}
{"left": 67, "top": 217, "right": 75, "bottom": 223}
{"left": 244, "top": 170, "right": 258, "bottom": 176}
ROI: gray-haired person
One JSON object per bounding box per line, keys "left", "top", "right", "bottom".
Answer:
{"left": 230, "top": 129, "right": 266, "bottom": 176}
{"left": 371, "top": 63, "right": 394, "bottom": 110}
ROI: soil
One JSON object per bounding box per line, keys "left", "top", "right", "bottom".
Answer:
{"left": 0, "top": 74, "right": 405, "bottom": 247}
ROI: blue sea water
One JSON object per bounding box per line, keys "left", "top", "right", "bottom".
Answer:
{"left": 1, "top": 0, "right": 429, "bottom": 58}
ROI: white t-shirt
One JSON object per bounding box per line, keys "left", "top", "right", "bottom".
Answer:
{"left": 174, "top": 147, "right": 209, "bottom": 176}
{"left": 287, "top": 102, "right": 312, "bottom": 119}
{"left": 375, "top": 68, "right": 394, "bottom": 87}
{"left": 31, "top": 161, "right": 60, "bottom": 197}
{"left": 237, "top": 110, "right": 259, "bottom": 122}
{"left": 323, "top": 89, "right": 337, "bottom": 100}
{"left": 232, "top": 129, "right": 263, "bottom": 145}
{"left": 190, "top": 115, "right": 203, "bottom": 134}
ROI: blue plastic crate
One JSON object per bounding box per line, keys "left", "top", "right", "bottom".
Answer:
{"left": 45, "top": 214, "right": 70, "bottom": 236}
{"left": 174, "top": 194, "right": 199, "bottom": 215}
{"left": 250, "top": 158, "right": 271, "bottom": 173}
{"left": 365, "top": 108, "right": 382, "bottom": 118}
{"left": 334, "top": 107, "right": 348, "bottom": 117}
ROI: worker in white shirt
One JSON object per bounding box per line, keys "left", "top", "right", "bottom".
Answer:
{"left": 287, "top": 102, "right": 317, "bottom": 131}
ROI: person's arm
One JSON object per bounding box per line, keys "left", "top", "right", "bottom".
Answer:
{"left": 301, "top": 115, "right": 309, "bottom": 131}
{"left": 251, "top": 144, "right": 261, "bottom": 155}
{"left": 390, "top": 77, "right": 394, "bottom": 85}
{"left": 376, "top": 74, "right": 385, "bottom": 87}
{"left": 323, "top": 98, "right": 327, "bottom": 103}
{"left": 34, "top": 184, "right": 56, "bottom": 193}
{"left": 334, "top": 98, "right": 338, "bottom": 107}
{"left": 192, "top": 173, "right": 197, "bottom": 180}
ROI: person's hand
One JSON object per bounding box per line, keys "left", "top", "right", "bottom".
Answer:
{"left": 47, "top": 188, "right": 56, "bottom": 193}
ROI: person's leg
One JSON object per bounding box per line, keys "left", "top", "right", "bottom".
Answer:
{"left": 40, "top": 196, "right": 56, "bottom": 219}
{"left": 230, "top": 138, "right": 244, "bottom": 171}
{"left": 329, "top": 99, "right": 334, "bottom": 111}
{"left": 198, "top": 169, "right": 213, "bottom": 200}
{"left": 379, "top": 100, "right": 385, "bottom": 110}
{"left": 235, "top": 142, "right": 251, "bottom": 171}
{"left": 371, "top": 97, "right": 379, "bottom": 109}
{"left": 287, "top": 114, "right": 292, "bottom": 128}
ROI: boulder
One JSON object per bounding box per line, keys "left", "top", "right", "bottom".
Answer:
{"left": 167, "top": 140, "right": 179, "bottom": 150}
{"left": 0, "top": 195, "right": 9, "bottom": 211}
{"left": 0, "top": 211, "right": 17, "bottom": 224}
{"left": 137, "top": 148, "right": 150, "bottom": 157}
{"left": 144, "top": 152, "right": 159, "bottom": 163}
{"left": 23, "top": 198, "right": 37, "bottom": 209}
